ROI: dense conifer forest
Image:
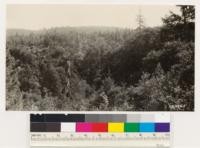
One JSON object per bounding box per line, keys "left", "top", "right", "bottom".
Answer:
{"left": 6, "top": 6, "right": 194, "bottom": 111}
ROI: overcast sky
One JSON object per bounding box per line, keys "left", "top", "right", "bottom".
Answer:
{"left": 7, "top": 4, "right": 181, "bottom": 30}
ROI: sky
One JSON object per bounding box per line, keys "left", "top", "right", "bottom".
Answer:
{"left": 7, "top": 4, "right": 181, "bottom": 30}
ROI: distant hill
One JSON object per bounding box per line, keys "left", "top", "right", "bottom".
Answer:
{"left": 6, "top": 29, "right": 37, "bottom": 37}
{"left": 6, "top": 26, "right": 134, "bottom": 37}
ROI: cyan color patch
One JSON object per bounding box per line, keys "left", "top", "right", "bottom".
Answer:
{"left": 139, "top": 123, "right": 155, "bottom": 132}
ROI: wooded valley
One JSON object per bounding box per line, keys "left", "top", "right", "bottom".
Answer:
{"left": 6, "top": 6, "right": 194, "bottom": 111}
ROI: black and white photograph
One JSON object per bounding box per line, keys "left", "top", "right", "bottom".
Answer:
{"left": 6, "top": 4, "right": 195, "bottom": 111}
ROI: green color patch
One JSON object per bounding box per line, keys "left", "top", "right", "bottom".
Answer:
{"left": 124, "top": 123, "right": 139, "bottom": 132}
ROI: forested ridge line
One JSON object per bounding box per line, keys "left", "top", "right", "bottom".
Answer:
{"left": 6, "top": 6, "right": 194, "bottom": 111}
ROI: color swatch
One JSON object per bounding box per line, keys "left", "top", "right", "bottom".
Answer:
{"left": 108, "top": 122, "right": 124, "bottom": 132}
{"left": 139, "top": 123, "right": 155, "bottom": 132}
{"left": 124, "top": 123, "right": 139, "bottom": 132}
{"left": 30, "top": 114, "right": 170, "bottom": 133}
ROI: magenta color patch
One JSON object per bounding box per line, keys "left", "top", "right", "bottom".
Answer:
{"left": 76, "top": 122, "right": 92, "bottom": 132}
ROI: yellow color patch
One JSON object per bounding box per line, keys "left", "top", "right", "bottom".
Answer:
{"left": 108, "top": 122, "right": 124, "bottom": 132}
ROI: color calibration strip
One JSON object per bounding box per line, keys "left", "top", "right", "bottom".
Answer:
{"left": 31, "top": 114, "right": 170, "bottom": 133}
{"left": 30, "top": 114, "right": 171, "bottom": 148}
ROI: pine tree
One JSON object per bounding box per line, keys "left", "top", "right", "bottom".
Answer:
{"left": 136, "top": 7, "right": 145, "bottom": 30}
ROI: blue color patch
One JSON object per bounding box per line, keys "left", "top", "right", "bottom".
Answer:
{"left": 139, "top": 123, "right": 155, "bottom": 132}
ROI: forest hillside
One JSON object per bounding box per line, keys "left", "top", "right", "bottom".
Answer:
{"left": 6, "top": 6, "right": 194, "bottom": 111}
